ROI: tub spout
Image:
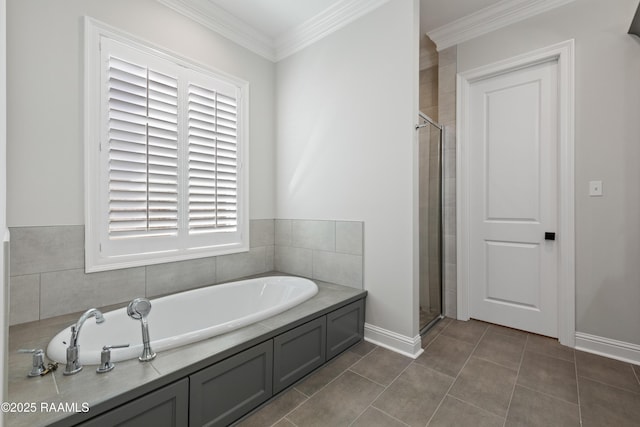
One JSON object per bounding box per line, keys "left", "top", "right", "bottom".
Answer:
{"left": 63, "top": 308, "right": 105, "bottom": 375}
{"left": 127, "top": 298, "right": 156, "bottom": 362}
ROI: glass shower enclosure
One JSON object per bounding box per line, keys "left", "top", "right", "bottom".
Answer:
{"left": 417, "top": 112, "right": 444, "bottom": 333}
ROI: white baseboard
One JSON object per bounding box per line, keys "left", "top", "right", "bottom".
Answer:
{"left": 364, "top": 323, "right": 423, "bottom": 359}
{"left": 575, "top": 332, "right": 640, "bottom": 365}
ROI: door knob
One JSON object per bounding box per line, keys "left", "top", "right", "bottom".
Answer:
{"left": 545, "top": 232, "right": 556, "bottom": 241}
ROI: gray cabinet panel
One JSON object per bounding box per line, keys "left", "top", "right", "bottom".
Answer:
{"left": 78, "top": 378, "right": 188, "bottom": 427}
{"left": 189, "top": 340, "right": 273, "bottom": 427}
{"left": 273, "top": 317, "right": 326, "bottom": 394}
{"left": 326, "top": 299, "right": 364, "bottom": 360}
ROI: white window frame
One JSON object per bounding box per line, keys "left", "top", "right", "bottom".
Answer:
{"left": 85, "top": 18, "right": 249, "bottom": 273}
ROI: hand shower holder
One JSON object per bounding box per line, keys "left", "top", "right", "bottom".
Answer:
{"left": 127, "top": 298, "right": 156, "bottom": 362}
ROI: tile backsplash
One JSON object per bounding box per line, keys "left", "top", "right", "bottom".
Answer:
{"left": 275, "top": 220, "right": 363, "bottom": 290}
{"left": 9, "top": 219, "right": 364, "bottom": 325}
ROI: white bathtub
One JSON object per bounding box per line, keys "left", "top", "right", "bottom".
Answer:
{"left": 47, "top": 276, "right": 318, "bottom": 365}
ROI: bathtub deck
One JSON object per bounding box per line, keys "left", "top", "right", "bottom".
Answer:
{"left": 6, "top": 274, "right": 366, "bottom": 427}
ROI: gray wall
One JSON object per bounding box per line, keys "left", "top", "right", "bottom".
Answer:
{"left": 275, "top": 0, "right": 420, "bottom": 341}
{"left": 456, "top": 0, "right": 640, "bottom": 345}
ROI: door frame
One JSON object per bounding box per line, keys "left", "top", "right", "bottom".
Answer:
{"left": 456, "top": 40, "right": 575, "bottom": 347}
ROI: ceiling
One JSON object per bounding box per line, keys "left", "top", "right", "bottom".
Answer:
{"left": 168, "top": 0, "right": 562, "bottom": 61}
{"left": 208, "top": 0, "right": 345, "bottom": 39}
{"left": 208, "top": 0, "right": 503, "bottom": 40}
{"left": 419, "top": 0, "right": 502, "bottom": 34}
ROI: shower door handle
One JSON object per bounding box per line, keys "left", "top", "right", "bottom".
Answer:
{"left": 544, "top": 232, "right": 556, "bottom": 241}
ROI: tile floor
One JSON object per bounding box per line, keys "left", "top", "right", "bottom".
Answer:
{"left": 235, "top": 318, "right": 640, "bottom": 427}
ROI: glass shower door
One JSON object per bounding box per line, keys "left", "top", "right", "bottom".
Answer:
{"left": 418, "top": 112, "right": 443, "bottom": 333}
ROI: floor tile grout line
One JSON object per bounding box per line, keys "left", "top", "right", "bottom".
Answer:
{"left": 363, "top": 406, "right": 412, "bottom": 427}
{"left": 282, "top": 416, "right": 299, "bottom": 427}
{"left": 524, "top": 348, "right": 575, "bottom": 364}
{"left": 349, "top": 354, "right": 416, "bottom": 427}
{"left": 424, "top": 324, "right": 490, "bottom": 427}
{"left": 573, "top": 349, "right": 584, "bottom": 427}
{"left": 515, "top": 383, "right": 580, "bottom": 407}
{"left": 421, "top": 318, "right": 451, "bottom": 350}
{"left": 270, "top": 344, "right": 377, "bottom": 426}
{"left": 471, "top": 353, "right": 521, "bottom": 372}
{"left": 347, "top": 368, "right": 390, "bottom": 389}
{"left": 301, "top": 345, "right": 377, "bottom": 398}
{"left": 446, "top": 394, "right": 506, "bottom": 422}
{"left": 432, "top": 330, "right": 483, "bottom": 348}
{"left": 502, "top": 333, "right": 528, "bottom": 427}
{"left": 576, "top": 372, "right": 640, "bottom": 395}
{"left": 291, "top": 386, "right": 310, "bottom": 399}
{"left": 632, "top": 364, "right": 640, "bottom": 386}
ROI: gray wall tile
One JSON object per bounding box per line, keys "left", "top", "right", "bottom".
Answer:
{"left": 146, "top": 257, "right": 216, "bottom": 298}
{"left": 313, "top": 251, "right": 363, "bottom": 289}
{"left": 336, "top": 221, "right": 363, "bottom": 255}
{"left": 275, "top": 219, "right": 292, "bottom": 246}
{"left": 40, "top": 267, "right": 146, "bottom": 319}
{"left": 292, "top": 220, "right": 335, "bottom": 251}
{"left": 445, "top": 288, "right": 457, "bottom": 318}
{"left": 438, "top": 47, "right": 457, "bottom": 308}
{"left": 275, "top": 246, "right": 312, "bottom": 278}
{"left": 9, "top": 275, "right": 40, "bottom": 325}
{"left": 250, "top": 219, "right": 275, "bottom": 247}
{"left": 265, "top": 245, "right": 275, "bottom": 272}
{"left": 10, "top": 226, "right": 84, "bottom": 276}
{"left": 9, "top": 218, "right": 363, "bottom": 323}
{"left": 216, "top": 246, "right": 271, "bottom": 283}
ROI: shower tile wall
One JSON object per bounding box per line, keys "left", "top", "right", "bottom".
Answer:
{"left": 438, "top": 46, "right": 457, "bottom": 317}
{"left": 420, "top": 65, "right": 438, "bottom": 120}
{"left": 275, "top": 219, "right": 363, "bottom": 290}
{"left": 8, "top": 220, "right": 276, "bottom": 325}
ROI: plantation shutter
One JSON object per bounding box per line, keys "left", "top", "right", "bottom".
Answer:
{"left": 106, "top": 56, "right": 179, "bottom": 239}
{"left": 87, "top": 26, "right": 247, "bottom": 272}
{"left": 187, "top": 83, "right": 238, "bottom": 234}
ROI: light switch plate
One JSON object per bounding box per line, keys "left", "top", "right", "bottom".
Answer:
{"left": 589, "top": 180, "right": 603, "bottom": 197}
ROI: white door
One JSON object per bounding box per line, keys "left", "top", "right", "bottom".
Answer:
{"left": 468, "top": 59, "right": 559, "bottom": 337}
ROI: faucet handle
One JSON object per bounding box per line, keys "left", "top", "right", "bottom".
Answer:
{"left": 18, "top": 348, "right": 46, "bottom": 377}
{"left": 96, "top": 344, "right": 129, "bottom": 373}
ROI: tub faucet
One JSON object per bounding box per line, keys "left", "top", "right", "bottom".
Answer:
{"left": 127, "top": 298, "right": 156, "bottom": 362}
{"left": 63, "top": 308, "right": 105, "bottom": 375}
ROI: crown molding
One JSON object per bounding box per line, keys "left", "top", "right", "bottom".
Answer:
{"left": 427, "top": 0, "right": 576, "bottom": 52}
{"left": 275, "top": 0, "right": 390, "bottom": 61}
{"left": 156, "top": 0, "right": 277, "bottom": 61}
{"left": 157, "top": 0, "right": 390, "bottom": 62}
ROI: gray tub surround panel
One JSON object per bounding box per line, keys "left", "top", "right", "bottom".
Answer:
{"left": 145, "top": 257, "right": 217, "bottom": 299}
{"left": 40, "top": 267, "right": 146, "bottom": 319}
{"left": 6, "top": 277, "right": 366, "bottom": 427}
{"left": 250, "top": 219, "right": 276, "bottom": 247}
{"left": 9, "top": 226, "right": 84, "bottom": 276}
{"left": 313, "top": 250, "right": 363, "bottom": 289}
{"left": 8, "top": 220, "right": 276, "bottom": 325}
{"left": 217, "top": 245, "right": 274, "bottom": 283}
{"left": 335, "top": 221, "right": 364, "bottom": 256}
{"left": 8, "top": 274, "right": 39, "bottom": 326}
{"left": 274, "top": 246, "right": 313, "bottom": 278}
{"left": 275, "top": 219, "right": 364, "bottom": 289}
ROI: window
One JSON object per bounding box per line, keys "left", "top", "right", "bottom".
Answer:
{"left": 85, "top": 19, "right": 249, "bottom": 272}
